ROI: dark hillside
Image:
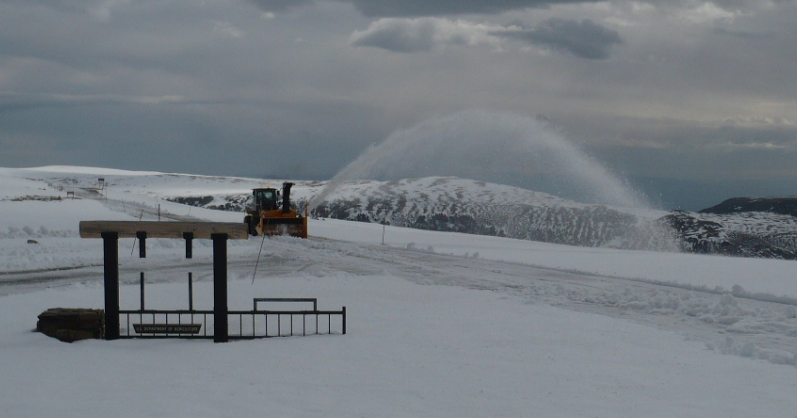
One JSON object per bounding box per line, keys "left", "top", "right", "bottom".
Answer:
{"left": 700, "top": 197, "right": 797, "bottom": 217}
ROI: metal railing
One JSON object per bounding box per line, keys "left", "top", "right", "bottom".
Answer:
{"left": 119, "top": 298, "right": 346, "bottom": 340}
{"left": 228, "top": 307, "right": 346, "bottom": 339}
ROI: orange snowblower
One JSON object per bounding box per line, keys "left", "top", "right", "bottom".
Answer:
{"left": 244, "top": 182, "right": 308, "bottom": 238}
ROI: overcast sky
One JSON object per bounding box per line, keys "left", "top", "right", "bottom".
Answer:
{"left": 1, "top": 0, "right": 795, "bottom": 209}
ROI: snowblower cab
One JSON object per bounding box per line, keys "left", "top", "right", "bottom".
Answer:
{"left": 253, "top": 188, "right": 280, "bottom": 212}
{"left": 244, "top": 182, "right": 308, "bottom": 238}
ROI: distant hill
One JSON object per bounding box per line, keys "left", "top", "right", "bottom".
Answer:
{"left": 700, "top": 197, "right": 797, "bottom": 217}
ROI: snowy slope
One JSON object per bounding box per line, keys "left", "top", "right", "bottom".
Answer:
{"left": 1, "top": 166, "right": 797, "bottom": 417}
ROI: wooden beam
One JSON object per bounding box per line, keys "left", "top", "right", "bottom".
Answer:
{"left": 79, "top": 221, "right": 249, "bottom": 240}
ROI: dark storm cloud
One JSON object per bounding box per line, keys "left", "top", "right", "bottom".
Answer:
{"left": 493, "top": 18, "right": 622, "bottom": 60}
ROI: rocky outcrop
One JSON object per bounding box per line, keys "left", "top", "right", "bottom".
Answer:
{"left": 661, "top": 211, "right": 797, "bottom": 259}
{"left": 37, "top": 308, "right": 104, "bottom": 343}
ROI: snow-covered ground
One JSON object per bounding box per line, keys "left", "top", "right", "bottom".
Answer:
{"left": 2, "top": 166, "right": 797, "bottom": 417}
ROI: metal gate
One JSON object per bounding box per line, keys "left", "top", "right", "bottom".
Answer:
{"left": 80, "top": 221, "right": 347, "bottom": 343}
{"left": 118, "top": 274, "right": 346, "bottom": 340}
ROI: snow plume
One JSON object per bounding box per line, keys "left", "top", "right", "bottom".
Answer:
{"left": 308, "top": 109, "right": 649, "bottom": 211}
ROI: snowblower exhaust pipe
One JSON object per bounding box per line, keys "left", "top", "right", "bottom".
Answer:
{"left": 282, "top": 182, "right": 293, "bottom": 214}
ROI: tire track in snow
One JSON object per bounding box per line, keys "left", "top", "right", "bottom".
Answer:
{"left": 260, "top": 237, "right": 797, "bottom": 367}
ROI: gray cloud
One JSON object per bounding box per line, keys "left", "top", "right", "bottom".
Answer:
{"left": 350, "top": 17, "right": 622, "bottom": 59}
{"left": 248, "top": 0, "right": 318, "bottom": 13}
{"left": 350, "top": 18, "right": 498, "bottom": 53}
{"left": 711, "top": 27, "right": 775, "bottom": 40}
{"left": 345, "top": 0, "right": 599, "bottom": 17}
{"left": 0, "top": 92, "right": 189, "bottom": 112}
{"left": 493, "top": 18, "right": 622, "bottom": 59}
{"left": 350, "top": 18, "right": 438, "bottom": 52}
{"left": 249, "top": 0, "right": 602, "bottom": 17}
{"left": 249, "top": 0, "right": 775, "bottom": 18}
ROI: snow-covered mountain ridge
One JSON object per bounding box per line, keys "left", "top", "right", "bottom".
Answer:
{"left": 7, "top": 167, "right": 796, "bottom": 259}
{"left": 165, "top": 175, "right": 797, "bottom": 259}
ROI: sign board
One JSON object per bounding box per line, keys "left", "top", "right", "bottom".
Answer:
{"left": 133, "top": 324, "right": 202, "bottom": 334}
{"left": 79, "top": 221, "right": 249, "bottom": 240}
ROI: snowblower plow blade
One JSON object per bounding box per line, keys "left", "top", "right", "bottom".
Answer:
{"left": 256, "top": 216, "right": 308, "bottom": 238}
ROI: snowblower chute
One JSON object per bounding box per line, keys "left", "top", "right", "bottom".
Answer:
{"left": 244, "top": 182, "right": 308, "bottom": 238}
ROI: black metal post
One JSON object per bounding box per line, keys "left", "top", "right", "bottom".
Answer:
{"left": 188, "top": 272, "right": 193, "bottom": 312}
{"left": 136, "top": 231, "right": 146, "bottom": 258}
{"left": 102, "top": 232, "right": 120, "bottom": 340}
{"left": 342, "top": 306, "right": 347, "bottom": 335}
{"left": 212, "top": 233, "right": 228, "bottom": 343}
{"left": 140, "top": 272, "right": 145, "bottom": 310}
{"left": 183, "top": 232, "right": 193, "bottom": 259}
